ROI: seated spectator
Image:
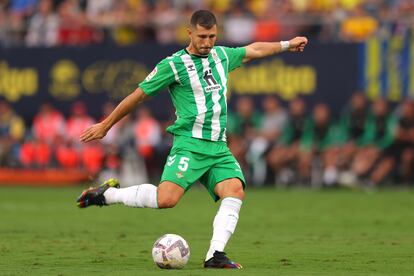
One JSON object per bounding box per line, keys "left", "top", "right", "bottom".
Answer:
{"left": 134, "top": 107, "right": 161, "bottom": 159}
{"left": 340, "top": 4, "right": 378, "bottom": 42}
{"left": 248, "top": 96, "right": 287, "bottom": 185}
{"left": 174, "top": 4, "right": 196, "bottom": 44}
{"left": 57, "top": 0, "right": 101, "bottom": 46}
{"left": 0, "top": 7, "right": 7, "bottom": 46}
{"left": 299, "top": 103, "right": 345, "bottom": 186}
{"left": 339, "top": 92, "right": 369, "bottom": 169}
{"left": 268, "top": 98, "right": 307, "bottom": 185}
{"left": 109, "top": 0, "right": 142, "bottom": 45}
{"left": 55, "top": 139, "right": 79, "bottom": 169}
{"left": 25, "top": 0, "right": 59, "bottom": 47}
{"left": 86, "top": 0, "right": 113, "bottom": 25}
{"left": 134, "top": 107, "right": 161, "bottom": 182}
{"left": 370, "top": 100, "right": 414, "bottom": 185}
{"left": 205, "top": 0, "right": 233, "bottom": 13}
{"left": 103, "top": 144, "right": 121, "bottom": 172}
{"left": 0, "top": 100, "right": 25, "bottom": 167}
{"left": 253, "top": 8, "right": 281, "bottom": 41}
{"left": 152, "top": 0, "right": 178, "bottom": 44}
{"left": 32, "top": 103, "right": 65, "bottom": 144}
{"left": 98, "top": 143, "right": 121, "bottom": 183}
{"left": 9, "top": 0, "right": 37, "bottom": 17}
{"left": 81, "top": 141, "right": 104, "bottom": 175}
{"left": 87, "top": 0, "right": 150, "bottom": 45}
{"left": 66, "top": 101, "right": 95, "bottom": 146}
{"left": 259, "top": 96, "right": 287, "bottom": 142}
{"left": 2, "top": 0, "right": 35, "bottom": 47}
{"left": 115, "top": 114, "right": 135, "bottom": 154}
{"left": 227, "top": 96, "right": 262, "bottom": 139}
{"left": 20, "top": 138, "right": 52, "bottom": 168}
{"left": 223, "top": 6, "right": 255, "bottom": 44}
{"left": 227, "top": 96, "right": 262, "bottom": 179}
{"left": 344, "top": 98, "right": 396, "bottom": 185}
{"left": 2, "top": 11, "right": 26, "bottom": 47}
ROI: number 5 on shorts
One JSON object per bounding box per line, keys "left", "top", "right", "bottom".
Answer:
{"left": 178, "top": 157, "right": 190, "bottom": 172}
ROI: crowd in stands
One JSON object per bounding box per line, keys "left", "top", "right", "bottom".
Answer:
{"left": 0, "top": 99, "right": 171, "bottom": 184}
{"left": 0, "top": 0, "right": 413, "bottom": 48}
{"left": 227, "top": 94, "right": 414, "bottom": 187}
{"left": 1, "top": 94, "right": 414, "bottom": 187}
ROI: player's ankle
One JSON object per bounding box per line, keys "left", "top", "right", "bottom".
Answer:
{"left": 103, "top": 187, "right": 118, "bottom": 205}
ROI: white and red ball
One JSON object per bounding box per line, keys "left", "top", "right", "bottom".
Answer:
{"left": 152, "top": 234, "right": 190, "bottom": 269}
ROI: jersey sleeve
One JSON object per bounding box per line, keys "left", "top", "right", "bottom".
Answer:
{"left": 222, "top": 46, "right": 246, "bottom": 72}
{"left": 139, "top": 58, "right": 176, "bottom": 96}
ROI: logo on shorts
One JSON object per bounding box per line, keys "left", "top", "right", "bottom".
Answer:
{"left": 234, "top": 162, "right": 242, "bottom": 172}
{"left": 176, "top": 172, "right": 184, "bottom": 178}
{"left": 167, "top": 154, "right": 176, "bottom": 166}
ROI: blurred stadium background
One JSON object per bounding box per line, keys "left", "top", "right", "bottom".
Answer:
{"left": 1, "top": 0, "right": 414, "bottom": 188}
{"left": 1, "top": 0, "right": 414, "bottom": 275}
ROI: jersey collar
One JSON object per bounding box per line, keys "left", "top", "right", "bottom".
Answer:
{"left": 184, "top": 48, "right": 209, "bottom": 58}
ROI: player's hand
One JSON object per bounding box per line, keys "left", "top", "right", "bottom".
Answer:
{"left": 80, "top": 122, "right": 109, "bottom": 143}
{"left": 288, "top": 36, "right": 308, "bottom": 52}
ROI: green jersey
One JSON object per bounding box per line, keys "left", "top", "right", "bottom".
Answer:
{"left": 300, "top": 120, "right": 346, "bottom": 151}
{"left": 139, "top": 46, "right": 246, "bottom": 142}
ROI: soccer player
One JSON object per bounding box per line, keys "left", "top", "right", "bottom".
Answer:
{"left": 349, "top": 98, "right": 396, "bottom": 184}
{"left": 371, "top": 100, "right": 414, "bottom": 185}
{"left": 76, "top": 10, "right": 308, "bottom": 269}
{"left": 268, "top": 98, "right": 307, "bottom": 186}
{"left": 299, "top": 104, "right": 345, "bottom": 186}
{"left": 338, "top": 92, "right": 369, "bottom": 170}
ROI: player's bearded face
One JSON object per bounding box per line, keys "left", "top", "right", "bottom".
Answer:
{"left": 189, "top": 25, "right": 217, "bottom": 55}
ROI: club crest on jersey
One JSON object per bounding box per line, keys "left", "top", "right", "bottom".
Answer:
{"left": 146, "top": 67, "right": 158, "bottom": 81}
{"left": 203, "top": 69, "right": 221, "bottom": 93}
{"left": 176, "top": 172, "right": 184, "bottom": 178}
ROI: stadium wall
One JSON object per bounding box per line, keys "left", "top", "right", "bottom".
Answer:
{"left": 359, "top": 33, "right": 414, "bottom": 101}
{"left": 0, "top": 43, "right": 360, "bottom": 122}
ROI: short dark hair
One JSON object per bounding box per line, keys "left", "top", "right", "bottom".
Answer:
{"left": 190, "top": 10, "right": 217, "bottom": 29}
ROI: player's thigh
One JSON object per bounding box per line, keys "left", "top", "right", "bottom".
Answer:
{"left": 200, "top": 153, "right": 246, "bottom": 201}
{"left": 161, "top": 150, "right": 203, "bottom": 190}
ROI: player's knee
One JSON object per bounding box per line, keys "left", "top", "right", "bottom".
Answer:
{"left": 226, "top": 182, "right": 245, "bottom": 200}
{"left": 156, "top": 182, "right": 184, "bottom": 209}
{"left": 232, "top": 191, "right": 245, "bottom": 201}
{"left": 157, "top": 196, "right": 179, "bottom": 209}
{"left": 232, "top": 184, "right": 245, "bottom": 200}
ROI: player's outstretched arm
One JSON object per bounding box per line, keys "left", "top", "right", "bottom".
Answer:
{"left": 243, "top": 36, "right": 308, "bottom": 63}
{"left": 80, "top": 87, "right": 149, "bottom": 143}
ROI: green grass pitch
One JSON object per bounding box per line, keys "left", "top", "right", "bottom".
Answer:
{"left": 0, "top": 186, "right": 413, "bottom": 275}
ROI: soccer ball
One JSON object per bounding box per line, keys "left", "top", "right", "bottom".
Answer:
{"left": 152, "top": 234, "right": 190, "bottom": 269}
